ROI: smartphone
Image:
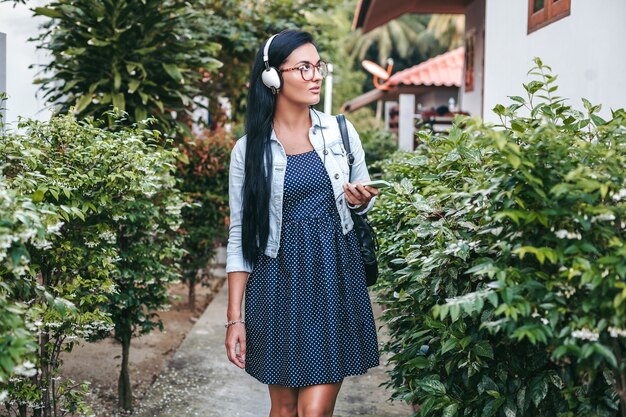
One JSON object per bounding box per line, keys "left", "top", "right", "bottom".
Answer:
{"left": 359, "top": 180, "right": 392, "bottom": 189}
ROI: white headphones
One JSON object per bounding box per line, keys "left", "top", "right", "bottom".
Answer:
{"left": 261, "top": 34, "right": 282, "bottom": 95}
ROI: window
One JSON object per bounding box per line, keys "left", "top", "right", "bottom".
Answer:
{"left": 528, "top": 0, "right": 571, "bottom": 34}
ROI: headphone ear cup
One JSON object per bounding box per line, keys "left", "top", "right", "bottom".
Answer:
{"left": 261, "top": 67, "right": 282, "bottom": 94}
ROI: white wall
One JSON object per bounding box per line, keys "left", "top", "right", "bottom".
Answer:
{"left": 483, "top": 0, "right": 626, "bottom": 123}
{"left": 0, "top": 32, "right": 6, "bottom": 123}
{"left": 0, "top": 0, "right": 51, "bottom": 126}
{"left": 460, "top": 0, "right": 486, "bottom": 117}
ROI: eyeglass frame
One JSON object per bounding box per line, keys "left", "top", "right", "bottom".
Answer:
{"left": 279, "top": 61, "right": 329, "bottom": 81}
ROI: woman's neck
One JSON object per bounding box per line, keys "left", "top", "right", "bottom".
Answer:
{"left": 273, "top": 100, "right": 311, "bottom": 132}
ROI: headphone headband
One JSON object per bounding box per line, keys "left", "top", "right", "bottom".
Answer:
{"left": 261, "top": 33, "right": 282, "bottom": 94}
{"left": 263, "top": 34, "right": 278, "bottom": 69}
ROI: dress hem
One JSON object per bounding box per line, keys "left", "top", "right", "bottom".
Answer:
{"left": 245, "top": 362, "right": 380, "bottom": 388}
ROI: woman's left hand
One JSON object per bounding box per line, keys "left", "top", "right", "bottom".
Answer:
{"left": 343, "top": 182, "right": 379, "bottom": 209}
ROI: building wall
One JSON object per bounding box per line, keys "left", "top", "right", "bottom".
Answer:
{"left": 483, "top": 0, "right": 626, "bottom": 123}
{"left": 0, "top": 32, "right": 6, "bottom": 124}
{"left": 0, "top": 0, "right": 50, "bottom": 126}
{"left": 460, "top": 0, "right": 486, "bottom": 118}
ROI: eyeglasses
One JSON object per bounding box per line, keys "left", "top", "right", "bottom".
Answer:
{"left": 280, "top": 61, "right": 329, "bottom": 81}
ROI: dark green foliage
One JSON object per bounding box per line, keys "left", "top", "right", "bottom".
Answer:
{"left": 371, "top": 59, "right": 626, "bottom": 416}
{"left": 360, "top": 128, "right": 398, "bottom": 176}
{"left": 0, "top": 113, "right": 184, "bottom": 414}
{"left": 177, "top": 130, "right": 233, "bottom": 308}
{"left": 32, "top": 0, "right": 222, "bottom": 134}
{"left": 198, "top": 0, "right": 336, "bottom": 121}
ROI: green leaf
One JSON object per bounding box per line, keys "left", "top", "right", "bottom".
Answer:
{"left": 530, "top": 376, "right": 548, "bottom": 407}
{"left": 32, "top": 189, "right": 45, "bottom": 203}
{"left": 417, "top": 378, "right": 446, "bottom": 395}
{"left": 128, "top": 78, "right": 140, "bottom": 93}
{"left": 441, "top": 338, "right": 458, "bottom": 355}
{"left": 510, "top": 120, "right": 525, "bottom": 133}
{"left": 481, "top": 398, "right": 504, "bottom": 417}
{"left": 507, "top": 154, "right": 521, "bottom": 168}
{"left": 34, "top": 7, "right": 64, "bottom": 18}
{"left": 419, "top": 397, "right": 437, "bottom": 417}
{"left": 591, "top": 114, "right": 607, "bottom": 126}
{"left": 113, "top": 67, "right": 122, "bottom": 91}
{"left": 593, "top": 343, "right": 618, "bottom": 367}
{"left": 474, "top": 341, "right": 494, "bottom": 359}
{"left": 111, "top": 93, "right": 126, "bottom": 111}
{"left": 162, "top": 63, "right": 183, "bottom": 83}
{"left": 503, "top": 400, "right": 517, "bottom": 417}
{"left": 442, "top": 403, "right": 459, "bottom": 417}
{"left": 134, "top": 107, "right": 148, "bottom": 122}
{"left": 75, "top": 95, "right": 92, "bottom": 114}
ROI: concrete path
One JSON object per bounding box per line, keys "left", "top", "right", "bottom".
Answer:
{"left": 134, "top": 267, "right": 411, "bottom": 417}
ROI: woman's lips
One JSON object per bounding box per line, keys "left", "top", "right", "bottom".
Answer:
{"left": 309, "top": 87, "right": 321, "bottom": 94}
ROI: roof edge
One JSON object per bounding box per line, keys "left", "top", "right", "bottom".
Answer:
{"left": 352, "top": 0, "right": 371, "bottom": 31}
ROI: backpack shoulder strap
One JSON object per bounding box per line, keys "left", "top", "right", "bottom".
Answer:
{"left": 336, "top": 114, "right": 355, "bottom": 180}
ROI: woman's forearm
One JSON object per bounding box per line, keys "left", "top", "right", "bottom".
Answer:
{"left": 227, "top": 271, "right": 249, "bottom": 320}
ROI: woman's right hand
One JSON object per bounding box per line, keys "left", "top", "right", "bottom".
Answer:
{"left": 225, "top": 322, "right": 246, "bottom": 369}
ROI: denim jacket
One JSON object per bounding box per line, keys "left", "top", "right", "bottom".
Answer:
{"left": 226, "top": 108, "right": 376, "bottom": 273}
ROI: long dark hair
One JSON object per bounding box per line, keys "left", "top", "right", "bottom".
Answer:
{"left": 241, "top": 30, "right": 316, "bottom": 265}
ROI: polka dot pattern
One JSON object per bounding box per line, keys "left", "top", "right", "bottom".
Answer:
{"left": 244, "top": 149, "right": 380, "bottom": 388}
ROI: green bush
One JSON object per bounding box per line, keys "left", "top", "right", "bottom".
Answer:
{"left": 32, "top": 0, "right": 222, "bottom": 135}
{"left": 0, "top": 113, "right": 184, "bottom": 414}
{"left": 177, "top": 130, "right": 233, "bottom": 309}
{"left": 0, "top": 178, "right": 60, "bottom": 393}
{"left": 371, "top": 59, "right": 626, "bottom": 416}
{"left": 360, "top": 128, "right": 398, "bottom": 177}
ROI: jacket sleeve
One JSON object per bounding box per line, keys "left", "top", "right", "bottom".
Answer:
{"left": 345, "top": 118, "right": 377, "bottom": 215}
{"left": 226, "top": 138, "right": 253, "bottom": 274}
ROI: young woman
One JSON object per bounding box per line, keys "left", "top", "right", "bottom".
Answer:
{"left": 224, "top": 30, "right": 380, "bottom": 417}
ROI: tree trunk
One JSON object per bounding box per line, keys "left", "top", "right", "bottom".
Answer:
{"left": 616, "top": 371, "right": 626, "bottom": 417}
{"left": 118, "top": 333, "right": 133, "bottom": 412}
{"left": 613, "top": 341, "right": 626, "bottom": 417}
{"left": 188, "top": 274, "right": 196, "bottom": 311}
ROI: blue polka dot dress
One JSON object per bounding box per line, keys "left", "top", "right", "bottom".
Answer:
{"left": 244, "top": 149, "right": 380, "bottom": 387}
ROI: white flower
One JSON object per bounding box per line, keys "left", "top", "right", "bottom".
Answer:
{"left": 13, "top": 360, "right": 37, "bottom": 377}
{"left": 612, "top": 188, "right": 626, "bottom": 202}
{"left": 98, "top": 230, "right": 116, "bottom": 243}
{"left": 554, "top": 230, "right": 582, "bottom": 240}
{"left": 591, "top": 213, "right": 615, "bottom": 223}
{"left": 571, "top": 328, "right": 599, "bottom": 342}
{"left": 46, "top": 221, "right": 65, "bottom": 234}
{"left": 609, "top": 326, "right": 626, "bottom": 338}
{"left": 32, "top": 238, "right": 53, "bottom": 250}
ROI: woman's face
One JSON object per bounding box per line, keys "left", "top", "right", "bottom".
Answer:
{"left": 278, "top": 43, "right": 324, "bottom": 106}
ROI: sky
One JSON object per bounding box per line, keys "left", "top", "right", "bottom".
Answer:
{"left": 0, "top": 0, "right": 52, "bottom": 126}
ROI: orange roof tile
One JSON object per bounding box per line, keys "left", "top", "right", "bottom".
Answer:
{"left": 387, "top": 47, "right": 464, "bottom": 88}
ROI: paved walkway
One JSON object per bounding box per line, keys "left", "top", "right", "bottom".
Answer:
{"left": 134, "top": 266, "right": 411, "bottom": 417}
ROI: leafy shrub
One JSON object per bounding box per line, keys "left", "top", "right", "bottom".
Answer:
{"left": 371, "top": 59, "right": 626, "bottom": 416}
{"left": 360, "top": 128, "right": 398, "bottom": 177}
{"left": 0, "top": 178, "right": 60, "bottom": 395}
{"left": 0, "top": 113, "right": 184, "bottom": 414}
{"left": 177, "top": 130, "right": 233, "bottom": 309}
{"left": 33, "top": 0, "right": 222, "bottom": 134}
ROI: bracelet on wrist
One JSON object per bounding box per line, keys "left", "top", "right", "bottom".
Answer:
{"left": 346, "top": 200, "right": 363, "bottom": 210}
{"left": 224, "top": 319, "right": 245, "bottom": 328}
